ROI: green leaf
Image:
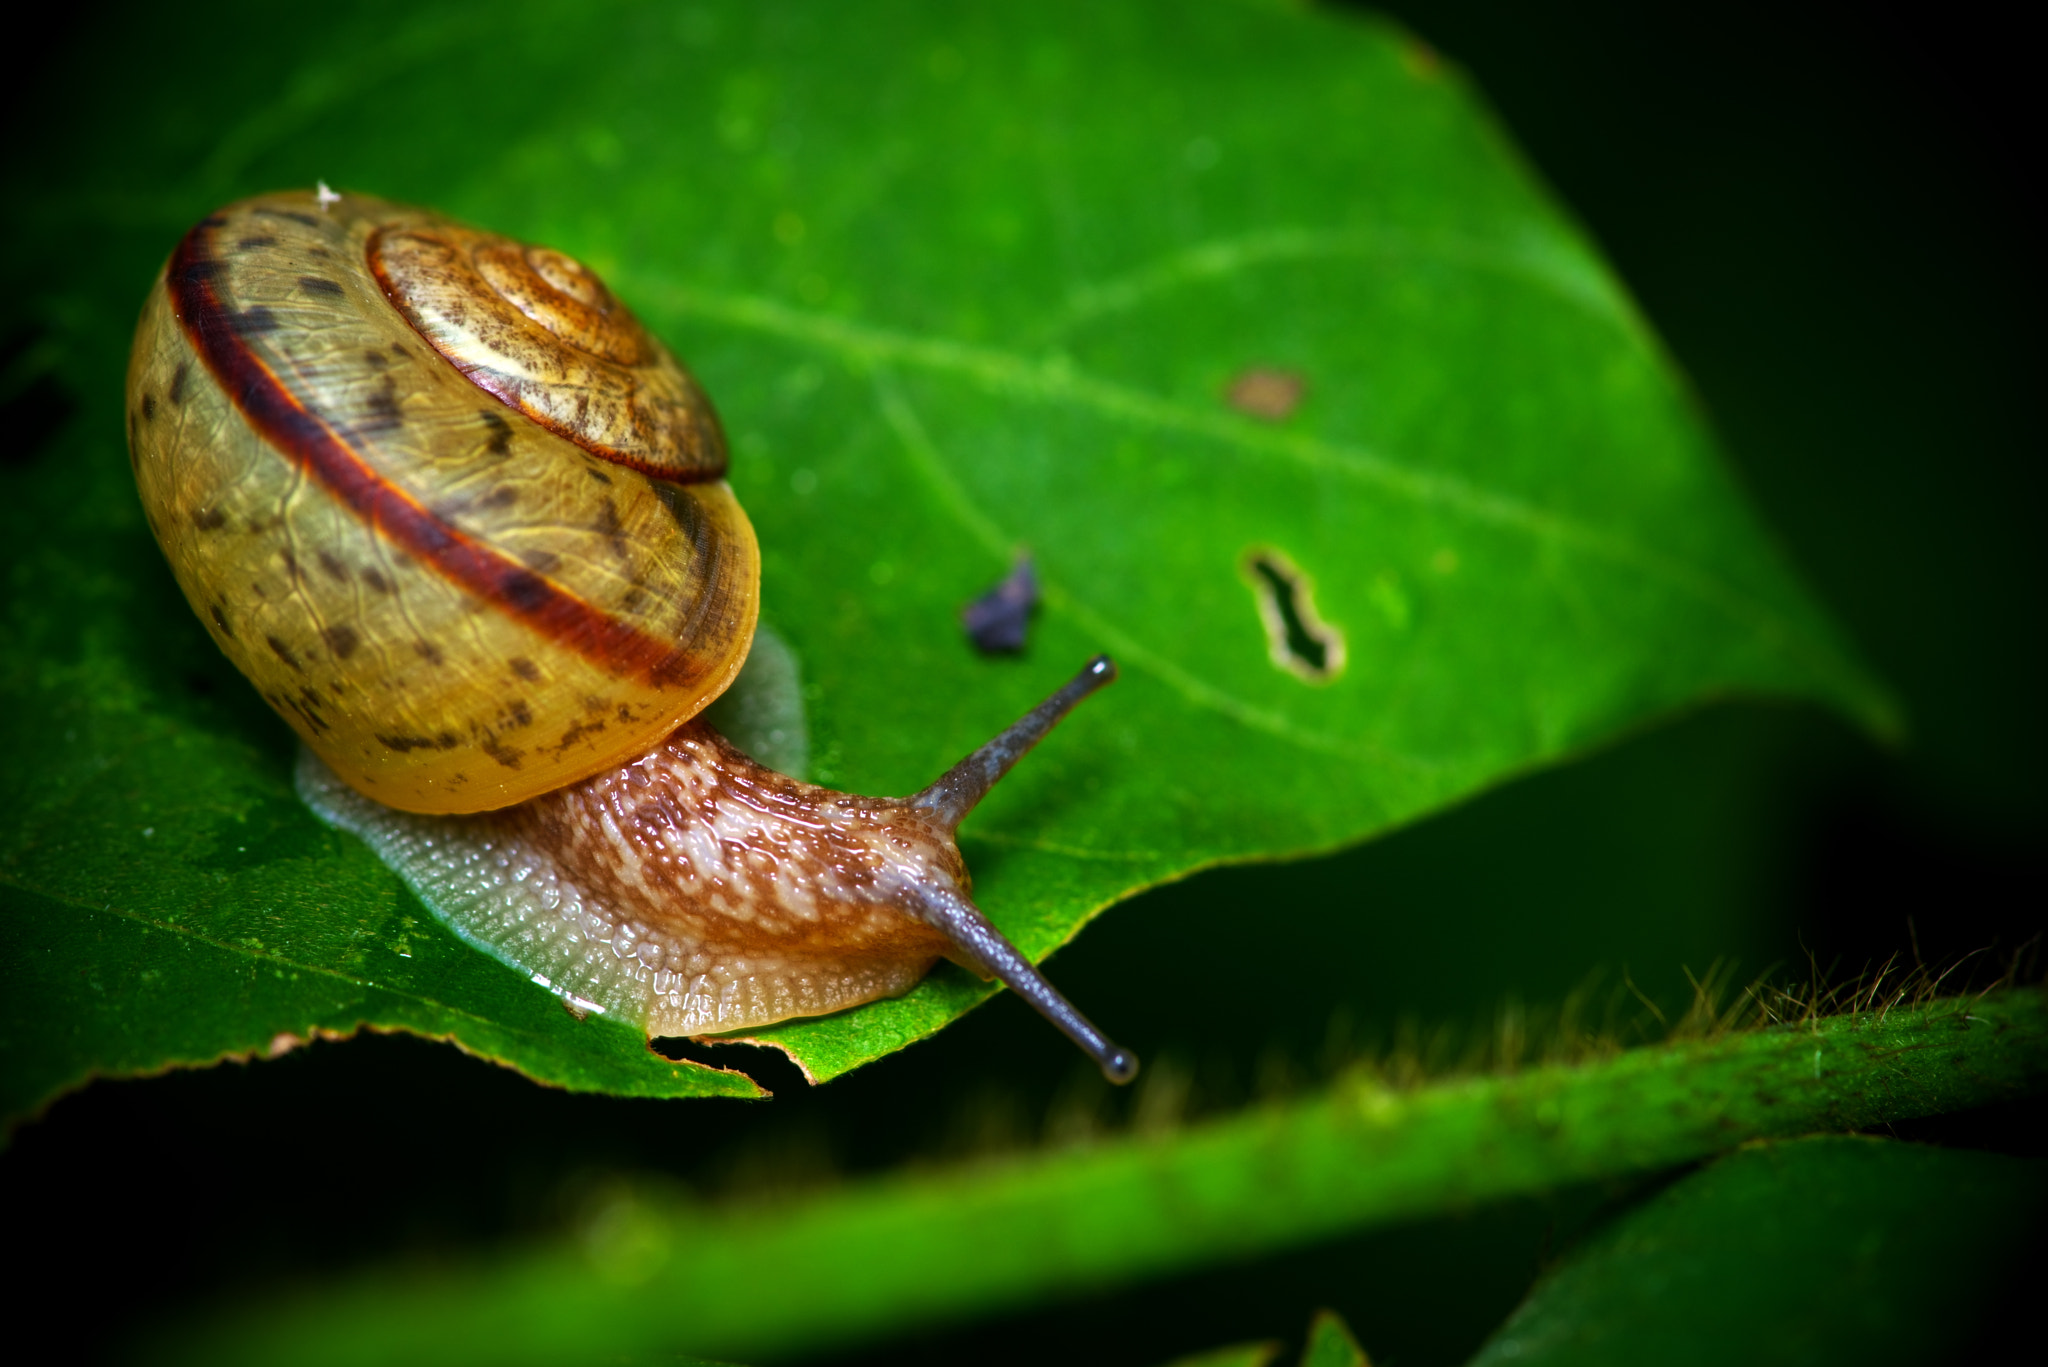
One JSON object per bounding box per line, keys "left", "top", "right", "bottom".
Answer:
{"left": 1300, "top": 1309, "right": 1372, "bottom": 1367}
{"left": 1161, "top": 1344, "right": 1281, "bottom": 1367}
{"left": 1164, "top": 1308, "right": 1369, "bottom": 1367}
{"left": 1467, "top": 1134, "right": 2048, "bottom": 1366}
{"left": 141, "top": 994, "right": 2044, "bottom": 1365}
{"left": 0, "top": 0, "right": 1891, "bottom": 1115}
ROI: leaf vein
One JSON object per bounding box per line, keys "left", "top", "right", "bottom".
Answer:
{"left": 646, "top": 280, "right": 1848, "bottom": 690}
{"left": 868, "top": 368, "right": 1441, "bottom": 775}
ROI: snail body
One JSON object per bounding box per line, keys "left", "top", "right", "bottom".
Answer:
{"left": 128, "top": 189, "right": 1135, "bottom": 1082}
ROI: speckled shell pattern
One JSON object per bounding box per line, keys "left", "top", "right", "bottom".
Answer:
{"left": 298, "top": 723, "right": 970, "bottom": 1035}
{"left": 127, "top": 190, "right": 759, "bottom": 814}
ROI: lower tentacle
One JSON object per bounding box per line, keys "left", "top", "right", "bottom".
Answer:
{"left": 908, "top": 882, "right": 1138, "bottom": 1084}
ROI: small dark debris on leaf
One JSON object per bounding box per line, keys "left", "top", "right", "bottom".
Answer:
{"left": 962, "top": 556, "right": 1038, "bottom": 653}
{"left": 1224, "top": 366, "right": 1307, "bottom": 421}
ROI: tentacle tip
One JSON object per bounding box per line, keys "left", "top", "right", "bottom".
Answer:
{"left": 1098, "top": 1046, "right": 1140, "bottom": 1086}
{"left": 1087, "top": 654, "right": 1117, "bottom": 684}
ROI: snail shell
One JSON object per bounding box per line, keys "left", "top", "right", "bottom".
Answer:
{"left": 126, "top": 189, "right": 1136, "bottom": 1081}
{"left": 127, "top": 191, "right": 757, "bottom": 815}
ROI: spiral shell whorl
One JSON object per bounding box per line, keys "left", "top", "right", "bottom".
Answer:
{"left": 126, "top": 190, "right": 759, "bottom": 814}
{"left": 369, "top": 218, "right": 729, "bottom": 481}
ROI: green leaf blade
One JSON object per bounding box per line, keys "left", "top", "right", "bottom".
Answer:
{"left": 2, "top": 0, "right": 1891, "bottom": 1107}
{"left": 1468, "top": 1135, "right": 2048, "bottom": 1366}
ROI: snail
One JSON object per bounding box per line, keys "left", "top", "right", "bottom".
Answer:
{"left": 124, "top": 187, "right": 1136, "bottom": 1083}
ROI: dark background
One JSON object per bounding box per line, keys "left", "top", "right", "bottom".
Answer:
{"left": 3, "top": 2, "right": 2040, "bottom": 1363}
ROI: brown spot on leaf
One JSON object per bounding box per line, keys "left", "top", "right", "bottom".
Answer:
{"left": 361, "top": 567, "right": 394, "bottom": 594}
{"left": 169, "top": 360, "right": 190, "bottom": 406}
{"left": 192, "top": 506, "right": 228, "bottom": 531}
{"left": 509, "top": 657, "right": 541, "bottom": 682}
{"left": 1225, "top": 367, "right": 1307, "bottom": 421}
{"left": 415, "top": 641, "right": 445, "bottom": 666}
{"left": 209, "top": 603, "right": 235, "bottom": 639}
{"left": 317, "top": 550, "right": 350, "bottom": 582}
{"left": 297, "top": 276, "right": 344, "bottom": 297}
{"left": 322, "top": 624, "right": 360, "bottom": 659}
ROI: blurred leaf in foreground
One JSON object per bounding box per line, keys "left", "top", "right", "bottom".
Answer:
{"left": 1162, "top": 1307, "right": 1368, "bottom": 1367}
{"left": 1467, "top": 1134, "right": 2047, "bottom": 1366}
{"left": 1300, "top": 1310, "right": 1373, "bottom": 1367}
{"left": 147, "top": 993, "right": 2043, "bottom": 1366}
{"left": 1162, "top": 1343, "right": 1280, "bottom": 1367}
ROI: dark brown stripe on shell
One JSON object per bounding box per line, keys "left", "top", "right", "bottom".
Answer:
{"left": 167, "top": 218, "right": 712, "bottom": 690}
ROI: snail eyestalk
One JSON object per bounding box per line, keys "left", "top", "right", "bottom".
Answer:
{"left": 915, "top": 654, "right": 1117, "bottom": 830}
{"left": 912, "top": 883, "right": 1139, "bottom": 1085}
{"left": 909, "top": 654, "right": 1136, "bottom": 1084}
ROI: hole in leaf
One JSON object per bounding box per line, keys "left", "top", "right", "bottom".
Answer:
{"left": 651, "top": 1034, "right": 810, "bottom": 1094}
{"left": 1243, "top": 547, "right": 1345, "bottom": 683}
